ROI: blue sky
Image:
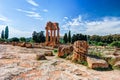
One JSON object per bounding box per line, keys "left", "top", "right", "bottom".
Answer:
{"left": 0, "top": 0, "right": 120, "bottom": 38}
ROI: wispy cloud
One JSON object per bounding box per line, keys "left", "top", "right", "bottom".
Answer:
{"left": 64, "top": 17, "right": 68, "bottom": 20}
{"left": 62, "top": 15, "right": 120, "bottom": 35}
{"left": 0, "top": 25, "right": 32, "bottom": 38}
{"left": 26, "top": 0, "right": 39, "bottom": 7}
{"left": 43, "top": 9, "right": 48, "bottom": 12}
{"left": 0, "top": 15, "right": 11, "bottom": 23}
{"left": 17, "top": 9, "right": 42, "bottom": 20}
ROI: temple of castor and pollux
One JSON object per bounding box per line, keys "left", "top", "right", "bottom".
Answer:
{"left": 45, "top": 21, "right": 60, "bottom": 47}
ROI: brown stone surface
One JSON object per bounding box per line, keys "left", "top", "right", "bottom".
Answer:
{"left": 58, "top": 45, "right": 73, "bottom": 57}
{"left": 44, "top": 51, "right": 54, "bottom": 56}
{"left": 33, "top": 43, "right": 42, "bottom": 48}
{"left": 36, "top": 54, "right": 47, "bottom": 60}
{"left": 25, "top": 43, "right": 33, "bottom": 48}
{"left": 0, "top": 44, "right": 120, "bottom": 80}
{"left": 20, "top": 42, "right": 26, "bottom": 47}
{"left": 72, "top": 41, "right": 88, "bottom": 61}
{"left": 87, "top": 57, "right": 108, "bottom": 69}
{"left": 113, "top": 61, "right": 120, "bottom": 68}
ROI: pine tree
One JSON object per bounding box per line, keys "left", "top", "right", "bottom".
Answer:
{"left": 5, "top": 26, "right": 9, "bottom": 39}
{"left": 68, "top": 30, "right": 71, "bottom": 43}
{"left": 63, "top": 33, "right": 68, "bottom": 43}
{"left": 1, "top": 30, "right": 4, "bottom": 39}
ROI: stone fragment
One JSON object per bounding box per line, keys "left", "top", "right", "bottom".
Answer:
{"left": 58, "top": 45, "right": 73, "bottom": 57}
{"left": 25, "top": 43, "right": 32, "bottom": 48}
{"left": 44, "top": 51, "right": 54, "bottom": 56}
{"left": 113, "top": 61, "right": 120, "bottom": 69}
{"left": 36, "top": 54, "right": 47, "bottom": 60}
{"left": 87, "top": 57, "right": 108, "bottom": 69}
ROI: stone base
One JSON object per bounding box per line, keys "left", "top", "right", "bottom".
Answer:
{"left": 44, "top": 51, "right": 54, "bottom": 56}
{"left": 87, "top": 57, "right": 108, "bottom": 69}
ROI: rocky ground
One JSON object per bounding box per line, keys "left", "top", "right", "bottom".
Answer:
{"left": 0, "top": 44, "right": 120, "bottom": 80}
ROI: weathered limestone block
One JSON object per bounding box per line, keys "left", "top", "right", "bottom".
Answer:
{"left": 36, "top": 54, "right": 47, "bottom": 60}
{"left": 25, "top": 43, "right": 32, "bottom": 48}
{"left": 72, "top": 52, "right": 80, "bottom": 61}
{"left": 72, "top": 41, "right": 88, "bottom": 61}
{"left": 103, "top": 51, "right": 115, "bottom": 55}
{"left": 12, "top": 42, "right": 18, "bottom": 46}
{"left": 58, "top": 45, "right": 73, "bottom": 57}
{"left": 44, "top": 51, "right": 54, "bottom": 56}
{"left": 113, "top": 50, "right": 120, "bottom": 56}
{"left": 113, "top": 61, "right": 120, "bottom": 69}
{"left": 103, "top": 55, "right": 120, "bottom": 65}
{"left": 20, "top": 42, "right": 26, "bottom": 47}
{"left": 32, "top": 43, "right": 42, "bottom": 48}
{"left": 87, "top": 57, "right": 108, "bottom": 69}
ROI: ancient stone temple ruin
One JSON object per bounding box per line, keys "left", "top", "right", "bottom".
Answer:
{"left": 45, "top": 21, "right": 60, "bottom": 47}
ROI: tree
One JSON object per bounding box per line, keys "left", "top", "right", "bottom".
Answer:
{"left": 32, "top": 31, "right": 37, "bottom": 42}
{"left": 32, "top": 31, "right": 45, "bottom": 43}
{"left": 20, "top": 37, "right": 26, "bottom": 42}
{"left": 10, "top": 37, "right": 19, "bottom": 42}
{"left": 72, "top": 34, "right": 77, "bottom": 43}
{"left": 5, "top": 26, "right": 9, "bottom": 39}
{"left": 1, "top": 30, "right": 4, "bottom": 39}
{"left": 68, "top": 30, "right": 71, "bottom": 43}
{"left": 110, "top": 41, "right": 120, "bottom": 48}
{"left": 63, "top": 33, "right": 68, "bottom": 43}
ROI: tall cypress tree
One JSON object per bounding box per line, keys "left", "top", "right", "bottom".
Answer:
{"left": 5, "top": 26, "right": 9, "bottom": 39}
{"left": 1, "top": 30, "right": 4, "bottom": 39}
{"left": 68, "top": 30, "right": 71, "bottom": 43}
{"left": 63, "top": 33, "right": 68, "bottom": 43}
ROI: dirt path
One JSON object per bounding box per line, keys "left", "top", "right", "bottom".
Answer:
{"left": 0, "top": 44, "right": 120, "bottom": 80}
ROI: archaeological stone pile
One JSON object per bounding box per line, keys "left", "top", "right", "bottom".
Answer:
{"left": 72, "top": 41, "right": 88, "bottom": 62}
{"left": 58, "top": 40, "right": 110, "bottom": 69}
{"left": 58, "top": 41, "right": 88, "bottom": 62}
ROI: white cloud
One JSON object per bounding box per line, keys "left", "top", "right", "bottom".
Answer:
{"left": 43, "top": 9, "right": 48, "bottom": 12}
{"left": 64, "top": 17, "right": 68, "bottom": 20}
{"left": 26, "top": 0, "right": 39, "bottom": 7}
{"left": 61, "top": 15, "right": 120, "bottom": 35}
{"left": 16, "top": 9, "right": 42, "bottom": 20}
{"left": 0, "top": 15, "right": 11, "bottom": 23}
{"left": 0, "top": 25, "right": 32, "bottom": 38}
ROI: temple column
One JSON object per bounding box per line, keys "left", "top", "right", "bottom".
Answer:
{"left": 46, "top": 29, "right": 48, "bottom": 42}
{"left": 54, "top": 30, "right": 56, "bottom": 42}
{"left": 57, "top": 29, "right": 59, "bottom": 43}
{"left": 50, "top": 30, "right": 52, "bottom": 42}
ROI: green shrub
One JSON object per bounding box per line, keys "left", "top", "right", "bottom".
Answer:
{"left": 54, "top": 49, "right": 58, "bottom": 53}
{"left": 98, "top": 42, "right": 104, "bottom": 46}
{"left": 110, "top": 41, "right": 120, "bottom": 48}
{"left": 20, "top": 37, "right": 26, "bottom": 42}
{"left": 0, "top": 38, "right": 5, "bottom": 42}
{"left": 9, "top": 37, "right": 19, "bottom": 42}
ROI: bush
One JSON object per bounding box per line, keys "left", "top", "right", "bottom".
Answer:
{"left": 110, "top": 41, "right": 120, "bottom": 48}
{"left": 20, "top": 37, "right": 26, "bottom": 42}
{"left": 54, "top": 49, "right": 58, "bottom": 53}
{"left": 9, "top": 37, "right": 19, "bottom": 42}
{"left": 98, "top": 42, "right": 104, "bottom": 46}
{"left": 0, "top": 38, "right": 5, "bottom": 42}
